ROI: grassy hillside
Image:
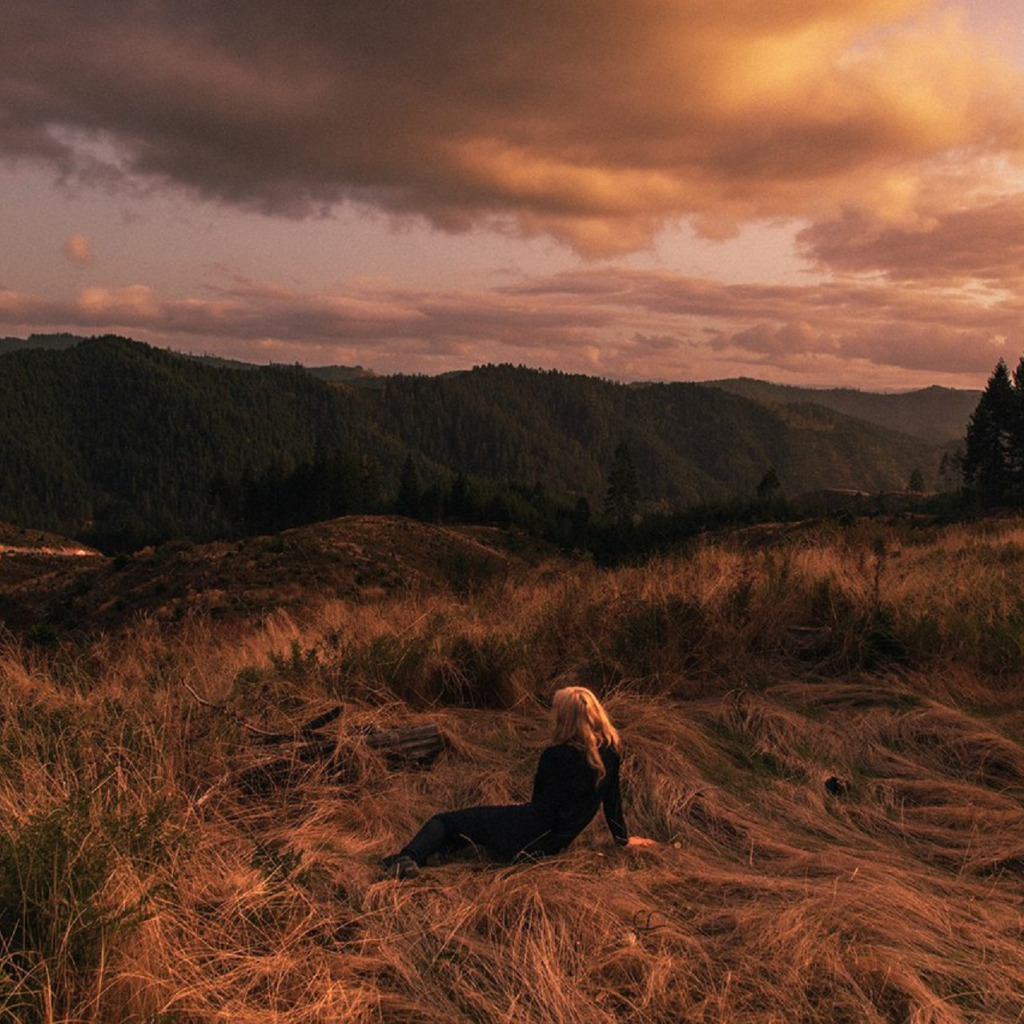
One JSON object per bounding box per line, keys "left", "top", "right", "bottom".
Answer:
{"left": 2, "top": 514, "right": 1024, "bottom": 1021}
{"left": 0, "top": 516, "right": 545, "bottom": 636}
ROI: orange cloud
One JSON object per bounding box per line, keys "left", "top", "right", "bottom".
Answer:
{"left": 2, "top": 2, "right": 1023, "bottom": 256}
{"left": 799, "top": 192, "right": 1024, "bottom": 287}
{"left": 63, "top": 233, "right": 93, "bottom": 266}
{"left": 78, "top": 285, "right": 159, "bottom": 320}
{"left": 0, "top": 263, "right": 1016, "bottom": 388}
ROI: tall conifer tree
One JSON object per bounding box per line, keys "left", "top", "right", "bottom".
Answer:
{"left": 963, "top": 359, "right": 1016, "bottom": 507}
{"left": 604, "top": 442, "right": 639, "bottom": 525}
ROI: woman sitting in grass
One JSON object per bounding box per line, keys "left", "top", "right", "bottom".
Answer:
{"left": 382, "top": 686, "right": 656, "bottom": 879}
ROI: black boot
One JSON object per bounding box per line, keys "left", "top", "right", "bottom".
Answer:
{"left": 380, "top": 852, "right": 419, "bottom": 880}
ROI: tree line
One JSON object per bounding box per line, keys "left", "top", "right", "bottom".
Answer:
{"left": 227, "top": 354, "right": 1024, "bottom": 556}
{"left": 0, "top": 335, "right": 958, "bottom": 555}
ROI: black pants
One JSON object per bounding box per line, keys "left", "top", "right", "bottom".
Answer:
{"left": 401, "top": 803, "right": 564, "bottom": 865}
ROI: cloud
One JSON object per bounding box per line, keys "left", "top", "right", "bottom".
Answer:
{"left": 0, "top": 262, "right": 1017, "bottom": 387}
{"left": 798, "top": 192, "right": 1024, "bottom": 287}
{"left": 3, "top": 2, "right": 1023, "bottom": 255}
{"left": 715, "top": 317, "right": 1004, "bottom": 375}
{"left": 63, "top": 234, "right": 93, "bottom": 266}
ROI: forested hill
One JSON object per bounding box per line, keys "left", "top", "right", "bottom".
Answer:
{"left": 364, "top": 367, "right": 941, "bottom": 505}
{"left": 0, "top": 337, "right": 411, "bottom": 547}
{"left": 708, "top": 378, "right": 979, "bottom": 444}
{"left": 0, "top": 333, "right": 83, "bottom": 355}
{"left": 1, "top": 335, "right": 948, "bottom": 549}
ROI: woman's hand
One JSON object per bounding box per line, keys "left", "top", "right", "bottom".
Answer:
{"left": 626, "top": 836, "right": 657, "bottom": 848}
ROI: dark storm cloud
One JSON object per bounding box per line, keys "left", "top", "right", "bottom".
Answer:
{"left": 3, "top": 1, "right": 1023, "bottom": 254}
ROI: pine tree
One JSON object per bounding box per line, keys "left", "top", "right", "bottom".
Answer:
{"left": 756, "top": 466, "right": 781, "bottom": 502}
{"left": 963, "top": 359, "right": 1016, "bottom": 507}
{"left": 447, "top": 473, "right": 476, "bottom": 521}
{"left": 604, "top": 442, "right": 639, "bottom": 525}
{"left": 938, "top": 450, "right": 961, "bottom": 492}
{"left": 571, "top": 496, "right": 591, "bottom": 540}
{"left": 1010, "top": 357, "right": 1024, "bottom": 501}
{"left": 396, "top": 455, "right": 421, "bottom": 517}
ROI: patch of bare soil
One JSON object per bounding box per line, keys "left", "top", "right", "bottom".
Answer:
{"left": 0, "top": 516, "right": 561, "bottom": 638}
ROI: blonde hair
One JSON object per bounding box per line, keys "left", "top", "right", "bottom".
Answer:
{"left": 551, "top": 686, "right": 621, "bottom": 779}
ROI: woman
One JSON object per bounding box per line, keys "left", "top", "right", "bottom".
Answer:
{"left": 381, "top": 686, "right": 655, "bottom": 879}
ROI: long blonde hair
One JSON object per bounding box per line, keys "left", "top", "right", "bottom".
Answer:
{"left": 551, "top": 686, "right": 621, "bottom": 780}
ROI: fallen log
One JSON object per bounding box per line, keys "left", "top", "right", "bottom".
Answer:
{"left": 182, "top": 688, "right": 447, "bottom": 794}
{"left": 236, "top": 720, "right": 446, "bottom": 795}
{"left": 254, "top": 709, "right": 444, "bottom": 762}
{"left": 362, "top": 722, "right": 445, "bottom": 761}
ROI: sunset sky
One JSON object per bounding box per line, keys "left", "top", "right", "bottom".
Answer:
{"left": 4, "top": 1, "right": 1024, "bottom": 389}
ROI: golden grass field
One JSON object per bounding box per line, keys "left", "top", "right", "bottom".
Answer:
{"left": 3, "top": 514, "right": 1024, "bottom": 1022}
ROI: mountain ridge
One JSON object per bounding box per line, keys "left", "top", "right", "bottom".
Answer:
{"left": 707, "top": 377, "right": 978, "bottom": 443}
{"left": 0, "top": 335, "right": 965, "bottom": 548}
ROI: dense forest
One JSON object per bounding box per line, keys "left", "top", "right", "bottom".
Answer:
{"left": 0, "top": 335, "right": 967, "bottom": 552}
{"left": 0, "top": 337, "right": 408, "bottom": 548}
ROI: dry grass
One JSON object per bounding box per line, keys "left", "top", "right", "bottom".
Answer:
{"left": 3, "top": 515, "right": 1024, "bottom": 1021}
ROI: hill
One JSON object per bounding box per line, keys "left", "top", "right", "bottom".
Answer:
{"left": 0, "top": 336, "right": 414, "bottom": 548}
{"left": 0, "top": 516, "right": 554, "bottom": 636}
{"left": 2, "top": 513, "right": 1024, "bottom": 1021}
{"left": 708, "top": 377, "right": 979, "bottom": 444}
{"left": 358, "top": 366, "right": 943, "bottom": 505}
{"left": 0, "top": 332, "right": 83, "bottom": 355}
{"left": 0, "top": 335, "right": 952, "bottom": 549}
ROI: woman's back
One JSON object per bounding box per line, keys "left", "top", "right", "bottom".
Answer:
{"left": 531, "top": 741, "right": 627, "bottom": 846}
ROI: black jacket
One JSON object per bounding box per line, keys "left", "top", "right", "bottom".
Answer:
{"left": 530, "top": 741, "right": 628, "bottom": 847}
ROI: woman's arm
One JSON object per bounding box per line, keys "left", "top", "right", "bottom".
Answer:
{"left": 602, "top": 756, "right": 630, "bottom": 846}
{"left": 604, "top": 751, "right": 657, "bottom": 847}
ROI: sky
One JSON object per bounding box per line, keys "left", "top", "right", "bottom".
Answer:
{"left": 3, "top": 1, "right": 1024, "bottom": 390}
